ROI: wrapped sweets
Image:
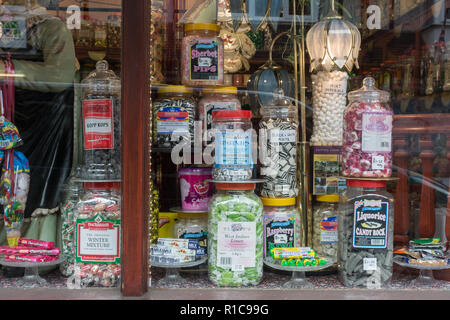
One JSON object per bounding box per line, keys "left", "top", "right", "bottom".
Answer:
{"left": 75, "top": 263, "right": 121, "bottom": 288}
{"left": 181, "top": 23, "right": 224, "bottom": 86}
{"left": 0, "top": 246, "right": 60, "bottom": 255}
{"left": 17, "top": 238, "right": 54, "bottom": 250}
{"left": 4, "top": 255, "right": 58, "bottom": 263}
{"left": 342, "top": 77, "right": 392, "bottom": 178}
{"left": 310, "top": 71, "right": 348, "bottom": 146}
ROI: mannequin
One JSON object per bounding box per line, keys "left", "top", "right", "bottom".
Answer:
{"left": 0, "top": 0, "right": 76, "bottom": 276}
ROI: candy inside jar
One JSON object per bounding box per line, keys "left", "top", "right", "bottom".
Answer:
{"left": 342, "top": 77, "right": 392, "bottom": 178}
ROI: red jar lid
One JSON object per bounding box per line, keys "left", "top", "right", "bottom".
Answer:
{"left": 83, "top": 181, "right": 121, "bottom": 189}
{"left": 215, "top": 182, "right": 255, "bottom": 190}
{"left": 212, "top": 110, "right": 252, "bottom": 119}
{"left": 346, "top": 179, "right": 387, "bottom": 188}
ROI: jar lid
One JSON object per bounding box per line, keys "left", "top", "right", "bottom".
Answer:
{"left": 202, "top": 86, "right": 238, "bottom": 95}
{"left": 346, "top": 179, "right": 387, "bottom": 188}
{"left": 157, "top": 85, "right": 193, "bottom": 94}
{"left": 177, "top": 212, "right": 208, "bottom": 219}
{"left": 212, "top": 110, "right": 251, "bottom": 119}
{"left": 184, "top": 23, "right": 220, "bottom": 33}
{"left": 83, "top": 182, "right": 121, "bottom": 189}
{"left": 178, "top": 167, "right": 212, "bottom": 175}
{"left": 261, "top": 197, "right": 296, "bottom": 206}
{"left": 347, "top": 77, "right": 390, "bottom": 103}
{"left": 215, "top": 182, "right": 255, "bottom": 190}
{"left": 316, "top": 194, "right": 339, "bottom": 203}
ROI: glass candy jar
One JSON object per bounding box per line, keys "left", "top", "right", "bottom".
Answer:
{"left": 259, "top": 92, "right": 298, "bottom": 197}
{"left": 181, "top": 23, "right": 224, "bottom": 86}
{"left": 80, "top": 60, "right": 121, "bottom": 180}
{"left": 312, "top": 195, "right": 339, "bottom": 264}
{"left": 72, "top": 182, "right": 121, "bottom": 288}
{"left": 152, "top": 85, "right": 196, "bottom": 148}
{"left": 338, "top": 179, "right": 394, "bottom": 288}
{"left": 342, "top": 77, "right": 393, "bottom": 178}
{"left": 212, "top": 110, "right": 254, "bottom": 181}
{"left": 261, "top": 197, "right": 301, "bottom": 258}
{"left": 208, "top": 183, "right": 263, "bottom": 287}
{"left": 174, "top": 212, "right": 208, "bottom": 252}
{"left": 151, "top": 0, "right": 165, "bottom": 83}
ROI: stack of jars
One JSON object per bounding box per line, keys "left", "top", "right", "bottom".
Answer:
{"left": 338, "top": 76, "right": 395, "bottom": 288}
{"left": 60, "top": 60, "right": 123, "bottom": 288}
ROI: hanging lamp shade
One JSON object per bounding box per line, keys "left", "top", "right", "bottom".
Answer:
{"left": 306, "top": 5, "right": 361, "bottom": 73}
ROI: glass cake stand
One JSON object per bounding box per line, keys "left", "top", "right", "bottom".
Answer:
{"left": 393, "top": 256, "right": 450, "bottom": 288}
{"left": 0, "top": 257, "right": 62, "bottom": 288}
{"left": 151, "top": 256, "right": 207, "bottom": 287}
{"left": 264, "top": 256, "right": 335, "bottom": 289}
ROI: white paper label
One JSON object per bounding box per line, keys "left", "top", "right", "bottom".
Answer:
{"left": 217, "top": 221, "right": 256, "bottom": 270}
{"left": 372, "top": 155, "right": 385, "bottom": 170}
{"left": 363, "top": 257, "right": 378, "bottom": 271}
{"left": 322, "top": 78, "right": 348, "bottom": 95}
{"left": 361, "top": 112, "right": 392, "bottom": 152}
{"left": 270, "top": 129, "right": 297, "bottom": 143}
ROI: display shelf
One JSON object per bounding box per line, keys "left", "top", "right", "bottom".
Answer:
{"left": 75, "top": 46, "right": 121, "bottom": 62}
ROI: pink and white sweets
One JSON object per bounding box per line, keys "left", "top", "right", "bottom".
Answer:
{"left": 17, "top": 238, "right": 55, "bottom": 250}
{"left": 342, "top": 77, "right": 393, "bottom": 178}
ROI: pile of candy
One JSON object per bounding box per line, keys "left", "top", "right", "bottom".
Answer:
{"left": 395, "top": 238, "right": 449, "bottom": 266}
{"left": 0, "top": 238, "right": 60, "bottom": 263}
{"left": 150, "top": 238, "right": 206, "bottom": 264}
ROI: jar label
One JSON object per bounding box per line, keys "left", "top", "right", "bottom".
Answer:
{"left": 190, "top": 40, "right": 219, "bottom": 81}
{"left": 176, "top": 225, "right": 208, "bottom": 249}
{"left": 363, "top": 257, "right": 378, "bottom": 271}
{"left": 156, "top": 106, "right": 190, "bottom": 134}
{"left": 361, "top": 111, "right": 392, "bottom": 152}
{"left": 322, "top": 78, "right": 347, "bottom": 95}
{"left": 214, "top": 132, "right": 253, "bottom": 169}
{"left": 264, "top": 213, "right": 299, "bottom": 257}
{"left": 82, "top": 99, "right": 114, "bottom": 150}
{"left": 352, "top": 197, "right": 389, "bottom": 248}
{"left": 75, "top": 213, "right": 121, "bottom": 263}
{"left": 269, "top": 129, "right": 297, "bottom": 143}
{"left": 217, "top": 221, "right": 256, "bottom": 271}
{"left": 320, "top": 216, "right": 338, "bottom": 243}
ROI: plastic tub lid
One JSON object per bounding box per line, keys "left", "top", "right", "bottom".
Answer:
{"left": 316, "top": 194, "right": 339, "bottom": 202}
{"left": 346, "top": 179, "right": 387, "bottom": 188}
{"left": 212, "top": 110, "right": 252, "bottom": 119}
{"left": 157, "top": 85, "right": 193, "bottom": 94}
{"left": 202, "top": 86, "right": 238, "bottom": 95}
{"left": 261, "top": 197, "right": 296, "bottom": 206}
{"left": 178, "top": 167, "right": 212, "bottom": 175}
{"left": 177, "top": 212, "right": 208, "bottom": 218}
{"left": 184, "top": 23, "right": 220, "bottom": 33}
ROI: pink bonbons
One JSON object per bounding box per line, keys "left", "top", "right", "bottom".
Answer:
{"left": 342, "top": 77, "right": 393, "bottom": 178}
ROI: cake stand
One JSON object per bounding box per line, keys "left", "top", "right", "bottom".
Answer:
{"left": 151, "top": 256, "right": 207, "bottom": 287}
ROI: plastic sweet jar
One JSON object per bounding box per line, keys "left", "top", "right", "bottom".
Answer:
{"left": 211, "top": 110, "right": 254, "bottom": 181}
{"left": 59, "top": 171, "right": 82, "bottom": 277}
{"left": 342, "top": 77, "right": 393, "bottom": 178}
{"left": 181, "top": 23, "right": 224, "bottom": 86}
{"left": 80, "top": 60, "right": 121, "bottom": 180}
{"left": 72, "top": 182, "right": 121, "bottom": 288}
{"left": 107, "top": 13, "right": 121, "bottom": 49}
{"left": 338, "top": 179, "right": 394, "bottom": 288}
{"left": 208, "top": 183, "right": 263, "bottom": 287}
{"left": 178, "top": 167, "right": 213, "bottom": 211}
{"left": 174, "top": 211, "right": 208, "bottom": 252}
{"left": 312, "top": 195, "right": 339, "bottom": 266}
{"left": 261, "top": 197, "right": 301, "bottom": 259}
{"left": 198, "top": 86, "right": 241, "bottom": 144}
{"left": 152, "top": 85, "right": 196, "bottom": 148}
{"left": 150, "top": 0, "right": 165, "bottom": 83}
{"left": 259, "top": 91, "right": 299, "bottom": 198}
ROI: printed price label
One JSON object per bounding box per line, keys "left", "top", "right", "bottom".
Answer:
{"left": 363, "top": 257, "right": 377, "bottom": 271}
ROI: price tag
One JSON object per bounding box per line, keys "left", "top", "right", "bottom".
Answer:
{"left": 372, "top": 155, "right": 385, "bottom": 170}
{"left": 363, "top": 257, "right": 377, "bottom": 271}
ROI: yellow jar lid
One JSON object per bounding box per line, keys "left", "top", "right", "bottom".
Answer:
{"left": 202, "top": 86, "right": 238, "bottom": 94}
{"left": 176, "top": 212, "right": 208, "bottom": 219}
{"left": 261, "top": 197, "right": 296, "bottom": 206}
{"left": 185, "top": 23, "right": 220, "bottom": 33}
{"left": 157, "top": 85, "right": 193, "bottom": 94}
{"left": 316, "top": 195, "right": 340, "bottom": 203}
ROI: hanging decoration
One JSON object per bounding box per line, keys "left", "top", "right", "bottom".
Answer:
{"left": 228, "top": 0, "right": 283, "bottom": 33}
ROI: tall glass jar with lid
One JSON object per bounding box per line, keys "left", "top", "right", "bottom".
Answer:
{"left": 342, "top": 77, "right": 392, "bottom": 178}
{"left": 208, "top": 182, "right": 263, "bottom": 287}
{"left": 338, "top": 179, "right": 394, "bottom": 288}
{"left": 152, "top": 85, "right": 196, "bottom": 148}
{"left": 72, "top": 182, "right": 121, "bottom": 288}
{"left": 312, "top": 195, "right": 339, "bottom": 265}
{"left": 259, "top": 91, "right": 298, "bottom": 198}
{"left": 261, "top": 197, "right": 301, "bottom": 258}
{"left": 80, "top": 60, "right": 121, "bottom": 181}
{"left": 181, "top": 23, "right": 224, "bottom": 86}
{"left": 211, "top": 110, "right": 254, "bottom": 181}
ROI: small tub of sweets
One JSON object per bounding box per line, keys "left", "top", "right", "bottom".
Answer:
{"left": 178, "top": 167, "right": 213, "bottom": 211}
{"left": 181, "top": 23, "right": 224, "bottom": 86}
{"left": 342, "top": 77, "right": 393, "bottom": 178}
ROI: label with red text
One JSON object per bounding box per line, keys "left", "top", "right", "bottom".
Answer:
{"left": 82, "top": 99, "right": 114, "bottom": 150}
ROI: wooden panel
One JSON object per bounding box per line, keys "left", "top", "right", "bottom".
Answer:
{"left": 121, "top": 0, "right": 151, "bottom": 296}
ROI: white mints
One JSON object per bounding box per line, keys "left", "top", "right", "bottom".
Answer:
{"left": 310, "top": 71, "right": 349, "bottom": 146}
